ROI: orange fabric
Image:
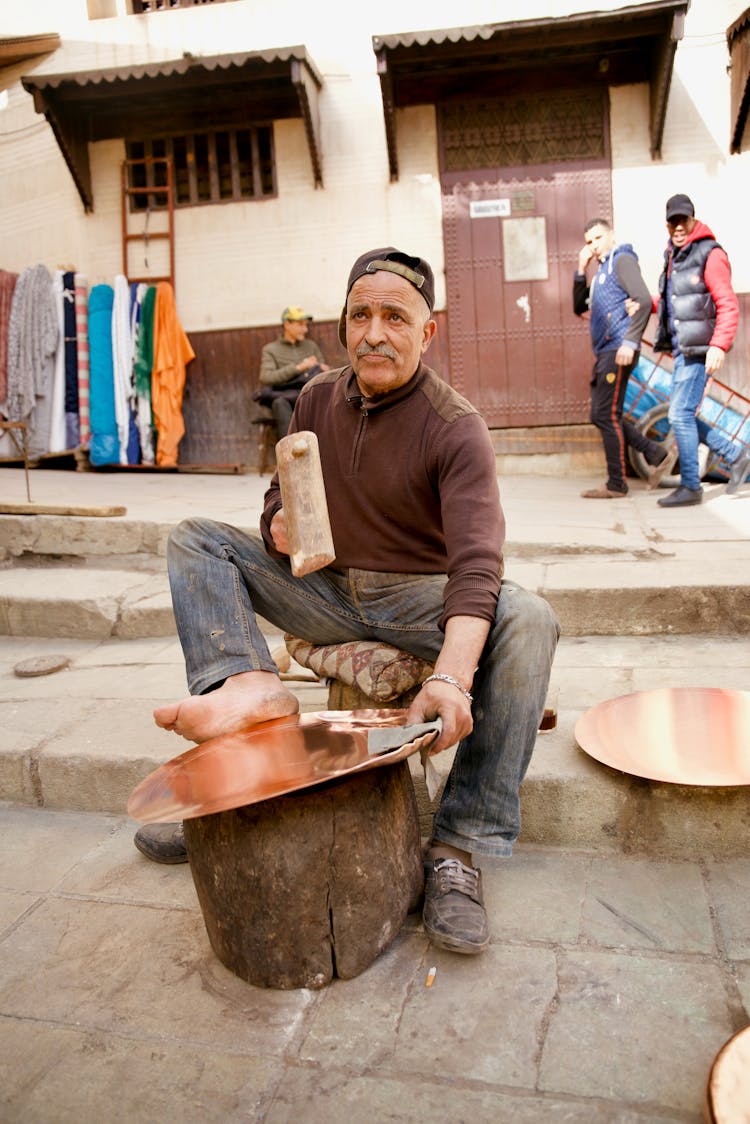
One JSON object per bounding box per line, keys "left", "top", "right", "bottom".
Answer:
{"left": 151, "top": 283, "right": 195, "bottom": 467}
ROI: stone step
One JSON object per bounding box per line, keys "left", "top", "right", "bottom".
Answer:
{"left": 1, "top": 558, "right": 749, "bottom": 640}
{"left": 1, "top": 633, "right": 747, "bottom": 859}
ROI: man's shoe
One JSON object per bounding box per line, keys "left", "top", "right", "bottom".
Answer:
{"left": 133, "top": 822, "right": 188, "bottom": 864}
{"left": 657, "top": 486, "right": 703, "bottom": 508}
{"left": 580, "top": 485, "right": 628, "bottom": 499}
{"left": 726, "top": 450, "right": 750, "bottom": 495}
{"left": 423, "top": 858, "right": 489, "bottom": 954}
{"left": 647, "top": 443, "right": 679, "bottom": 489}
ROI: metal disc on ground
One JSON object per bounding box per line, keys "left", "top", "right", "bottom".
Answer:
{"left": 13, "top": 655, "right": 71, "bottom": 678}
{"left": 575, "top": 688, "right": 750, "bottom": 785}
{"left": 705, "top": 1023, "right": 750, "bottom": 1122}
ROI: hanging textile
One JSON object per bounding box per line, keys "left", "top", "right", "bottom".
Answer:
{"left": 151, "top": 281, "right": 195, "bottom": 468}
{"left": 0, "top": 269, "right": 19, "bottom": 410}
{"left": 48, "top": 271, "right": 67, "bottom": 454}
{"left": 111, "top": 273, "right": 132, "bottom": 465}
{"left": 63, "top": 271, "right": 79, "bottom": 449}
{"left": 4, "top": 264, "right": 58, "bottom": 459}
{"left": 74, "top": 274, "right": 90, "bottom": 447}
{"left": 133, "top": 284, "right": 156, "bottom": 464}
{"left": 88, "top": 283, "right": 118, "bottom": 466}
{"left": 133, "top": 287, "right": 157, "bottom": 467}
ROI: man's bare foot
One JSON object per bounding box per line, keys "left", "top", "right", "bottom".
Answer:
{"left": 153, "top": 671, "right": 299, "bottom": 743}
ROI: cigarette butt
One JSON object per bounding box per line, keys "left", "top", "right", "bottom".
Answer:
{"left": 425, "top": 966, "right": 437, "bottom": 988}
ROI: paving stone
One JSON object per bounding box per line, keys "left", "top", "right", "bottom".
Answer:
{"left": 115, "top": 584, "right": 175, "bottom": 638}
{"left": 35, "top": 699, "right": 185, "bottom": 813}
{"left": 58, "top": 818, "right": 198, "bottom": 911}
{"left": 480, "top": 848, "right": 591, "bottom": 944}
{"left": 2, "top": 660, "right": 186, "bottom": 701}
{"left": 384, "top": 943, "right": 558, "bottom": 1088}
{"left": 734, "top": 963, "right": 750, "bottom": 1014}
{"left": 0, "top": 1018, "right": 283, "bottom": 1124}
{"left": 0, "top": 569, "right": 154, "bottom": 639}
{"left": 539, "top": 949, "right": 734, "bottom": 1112}
{"left": 72, "top": 636, "right": 184, "bottom": 667}
{"left": 582, "top": 856, "right": 714, "bottom": 954}
{"left": 0, "top": 890, "right": 41, "bottom": 935}
{"left": 520, "top": 712, "right": 632, "bottom": 851}
{"left": 0, "top": 805, "right": 124, "bottom": 893}
{"left": 263, "top": 1070, "right": 668, "bottom": 1124}
{"left": 704, "top": 858, "right": 750, "bottom": 960}
{"left": 298, "top": 930, "right": 428, "bottom": 1068}
{"left": 0, "top": 806, "right": 742, "bottom": 1121}
{"left": 0, "top": 897, "right": 313, "bottom": 1054}
{"left": 0, "top": 740, "right": 34, "bottom": 805}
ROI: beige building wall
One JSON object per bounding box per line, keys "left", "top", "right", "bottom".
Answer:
{"left": 0, "top": 0, "right": 748, "bottom": 331}
{"left": 611, "top": 0, "right": 750, "bottom": 293}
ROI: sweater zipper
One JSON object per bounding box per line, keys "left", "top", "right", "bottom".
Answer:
{"left": 350, "top": 401, "right": 368, "bottom": 475}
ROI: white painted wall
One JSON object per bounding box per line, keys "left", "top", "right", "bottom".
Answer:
{"left": 611, "top": 0, "right": 750, "bottom": 294}
{"left": 0, "top": 0, "right": 748, "bottom": 332}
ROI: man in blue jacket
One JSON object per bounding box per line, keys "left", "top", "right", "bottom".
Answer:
{"left": 574, "top": 218, "right": 666, "bottom": 498}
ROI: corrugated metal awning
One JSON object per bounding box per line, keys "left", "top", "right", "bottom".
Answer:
{"left": 728, "top": 8, "right": 750, "bottom": 153}
{"left": 22, "top": 46, "right": 324, "bottom": 211}
{"left": 373, "top": 2, "right": 689, "bottom": 179}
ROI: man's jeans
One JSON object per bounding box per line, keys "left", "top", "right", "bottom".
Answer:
{"left": 669, "top": 355, "right": 740, "bottom": 490}
{"left": 166, "top": 518, "right": 560, "bottom": 858}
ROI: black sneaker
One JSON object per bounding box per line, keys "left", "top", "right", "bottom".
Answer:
{"left": 657, "top": 486, "right": 703, "bottom": 507}
{"left": 133, "top": 822, "right": 188, "bottom": 864}
{"left": 423, "top": 858, "right": 489, "bottom": 954}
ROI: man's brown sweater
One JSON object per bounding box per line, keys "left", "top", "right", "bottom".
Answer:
{"left": 260, "top": 363, "right": 504, "bottom": 630}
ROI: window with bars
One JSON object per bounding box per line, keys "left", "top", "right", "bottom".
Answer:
{"left": 126, "top": 127, "right": 276, "bottom": 209}
{"left": 132, "top": 0, "right": 236, "bottom": 13}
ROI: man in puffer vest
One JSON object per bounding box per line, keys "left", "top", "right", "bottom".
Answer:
{"left": 650, "top": 193, "right": 749, "bottom": 507}
{"left": 573, "top": 218, "right": 667, "bottom": 498}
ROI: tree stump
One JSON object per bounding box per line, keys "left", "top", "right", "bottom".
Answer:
{"left": 183, "top": 759, "right": 423, "bottom": 990}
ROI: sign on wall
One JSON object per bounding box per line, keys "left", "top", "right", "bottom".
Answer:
{"left": 502, "top": 216, "right": 549, "bottom": 282}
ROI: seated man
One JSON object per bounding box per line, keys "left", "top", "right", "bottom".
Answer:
{"left": 256, "top": 305, "right": 329, "bottom": 438}
{"left": 137, "top": 248, "right": 560, "bottom": 957}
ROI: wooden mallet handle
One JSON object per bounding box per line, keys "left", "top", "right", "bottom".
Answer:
{"left": 275, "top": 431, "right": 336, "bottom": 577}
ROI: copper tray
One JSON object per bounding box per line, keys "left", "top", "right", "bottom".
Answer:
{"left": 128, "top": 709, "right": 440, "bottom": 824}
{"left": 575, "top": 687, "right": 750, "bottom": 785}
{"left": 705, "top": 1023, "right": 750, "bottom": 1122}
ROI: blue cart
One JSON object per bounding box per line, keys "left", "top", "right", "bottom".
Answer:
{"left": 623, "top": 347, "right": 750, "bottom": 484}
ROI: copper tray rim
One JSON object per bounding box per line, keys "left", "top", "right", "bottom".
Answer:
{"left": 574, "top": 686, "right": 750, "bottom": 787}
{"left": 128, "top": 709, "right": 438, "bottom": 824}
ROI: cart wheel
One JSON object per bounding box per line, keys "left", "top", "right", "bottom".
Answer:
{"left": 629, "top": 402, "right": 709, "bottom": 485}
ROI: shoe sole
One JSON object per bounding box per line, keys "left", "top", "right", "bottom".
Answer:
{"left": 657, "top": 498, "right": 702, "bottom": 508}
{"left": 424, "top": 923, "right": 490, "bottom": 955}
{"left": 133, "top": 838, "right": 189, "bottom": 864}
{"left": 647, "top": 446, "right": 679, "bottom": 490}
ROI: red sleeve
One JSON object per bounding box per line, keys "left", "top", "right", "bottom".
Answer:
{"left": 704, "top": 248, "right": 739, "bottom": 352}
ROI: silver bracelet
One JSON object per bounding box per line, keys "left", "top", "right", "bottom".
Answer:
{"left": 423, "top": 673, "right": 473, "bottom": 703}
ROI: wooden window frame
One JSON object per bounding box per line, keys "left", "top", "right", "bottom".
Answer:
{"left": 126, "top": 125, "right": 276, "bottom": 209}
{"left": 131, "top": 0, "right": 237, "bottom": 14}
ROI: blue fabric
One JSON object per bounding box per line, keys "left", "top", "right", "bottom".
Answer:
{"left": 165, "top": 518, "right": 559, "bottom": 857}
{"left": 88, "top": 284, "right": 119, "bottom": 466}
{"left": 588, "top": 244, "right": 637, "bottom": 355}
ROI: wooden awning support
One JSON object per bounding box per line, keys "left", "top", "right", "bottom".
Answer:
{"left": 22, "top": 47, "right": 324, "bottom": 212}
{"left": 728, "top": 8, "right": 750, "bottom": 154}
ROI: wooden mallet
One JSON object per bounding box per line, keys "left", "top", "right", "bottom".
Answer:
{"left": 275, "top": 431, "right": 336, "bottom": 576}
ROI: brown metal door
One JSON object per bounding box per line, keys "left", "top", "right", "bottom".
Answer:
{"left": 439, "top": 93, "right": 612, "bottom": 427}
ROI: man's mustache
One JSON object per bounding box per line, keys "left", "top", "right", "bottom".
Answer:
{"left": 355, "top": 342, "right": 397, "bottom": 360}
